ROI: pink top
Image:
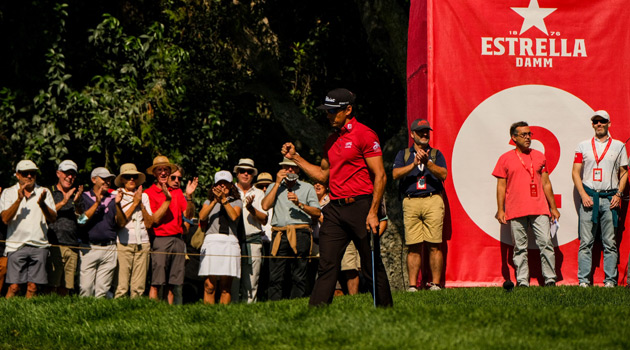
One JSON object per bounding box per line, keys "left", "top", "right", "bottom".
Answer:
{"left": 492, "top": 149, "right": 550, "bottom": 220}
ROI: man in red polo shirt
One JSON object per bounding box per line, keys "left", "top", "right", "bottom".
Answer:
{"left": 493, "top": 121, "right": 559, "bottom": 287}
{"left": 145, "top": 155, "right": 198, "bottom": 304}
{"left": 281, "top": 88, "right": 393, "bottom": 307}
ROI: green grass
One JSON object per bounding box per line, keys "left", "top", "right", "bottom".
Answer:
{"left": 1, "top": 287, "right": 629, "bottom": 349}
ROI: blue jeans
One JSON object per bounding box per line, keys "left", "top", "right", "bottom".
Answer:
{"left": 578, "top": 197, "right": 618, "bottom": 285}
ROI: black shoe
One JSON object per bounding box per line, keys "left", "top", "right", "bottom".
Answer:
{"left": 517, "top": 283, "right": 529, "bottom": 288}
{"left": 545, "top": 282, "right": 556, "bottom": 287}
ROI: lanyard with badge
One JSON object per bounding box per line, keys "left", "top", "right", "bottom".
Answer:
{"left": 415, "top": 152, "right": 427, "bottom": 190}
{"left": 515, "top": 150, "right": 536, "bottom": 197}
{"left": 591, "top": 137, "right": 612, "bottom": 182}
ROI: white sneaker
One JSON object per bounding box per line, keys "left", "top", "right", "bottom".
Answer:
{"left": 604, "top": 282, "right": 615, "bottom": 288}
{"left": 407, "top": 286, "right": 418, "bottom": 292}
{"left": 579, "top": 282, "right": 589, "bottom": 288}
{"left": 427, "top": 282, "right": 441, "bottom": 291}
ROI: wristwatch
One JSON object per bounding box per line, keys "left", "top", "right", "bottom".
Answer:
{"left": 616, "top": 191, "right": 623, "bottom": 197}
{"left": 298, "top": 202, "right": 305, "bottom": 210}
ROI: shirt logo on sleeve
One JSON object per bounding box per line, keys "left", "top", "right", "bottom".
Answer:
{"left": 373, "top": 142, "right": 381, "bottom": 151}
{"left": 345, "top": 142, "right": 353, "bottom": 149}
{"left": 574, "top": 152, "right": 583, "bottom": 163}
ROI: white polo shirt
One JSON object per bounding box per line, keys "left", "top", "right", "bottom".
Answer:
{"left": 0, "top": 183, "right": 55, "bottom": 253}
{"left": 237, "top": 185, "right": 267, "bottom": 237}
{"left": 574, "top": 137, "right": 628, "bottom": 191}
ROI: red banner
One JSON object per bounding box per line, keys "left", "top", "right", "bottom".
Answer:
{"left": 410, "top": 0, "right": 630, "bottom": 286}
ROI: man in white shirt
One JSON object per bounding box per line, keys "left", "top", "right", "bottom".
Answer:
{"left": 233, "top": 158, "right": 268, "bottom": 303}
{"left": 0, "top": 160, "right": 56, "bottom": 298}
{"left": 572, "top": 110, "right": 628, "bottom": 287}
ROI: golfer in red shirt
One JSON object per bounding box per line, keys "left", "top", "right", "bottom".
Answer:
{"left": 281, "top": 88, "right": 393, "bottom": 307}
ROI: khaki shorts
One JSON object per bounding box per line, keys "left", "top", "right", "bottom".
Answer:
{"left": 340, "top": 241, "right": 360, "bottom": 271}
{"left": 47, "top": 246, "right": 79, "bottom": 289}
{"left": 403, "top": 194, "right": 445, "bottom": 245}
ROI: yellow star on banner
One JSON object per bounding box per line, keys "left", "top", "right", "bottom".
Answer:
{"left": 511, "top": 0, "right": 557, "bottom": 35}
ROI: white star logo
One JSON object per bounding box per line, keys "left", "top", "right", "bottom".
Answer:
{"left": 511, "top": 0, "right": 557, "bottom": 35}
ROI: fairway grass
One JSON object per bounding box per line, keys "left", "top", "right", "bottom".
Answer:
{"left": 1, "top": 286, "right": 629, "bottom": 349}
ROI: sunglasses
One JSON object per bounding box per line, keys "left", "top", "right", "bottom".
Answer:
{"left": 18, "top": 170, "right": 37, "bottom": 177}
{"left": 238, "top": 169, "right": 254, "bottom": 175}
{"left": 592, "top": 119, "right": 608, "bottom": 125}
{"left": 122, "top": 174, "right": 139, "bottom": 180}
{"left": 326, "top": 107, "right": 347, "bottom": 114}
{"left": 170, "top": 176, "right": 183, "bottom": 181}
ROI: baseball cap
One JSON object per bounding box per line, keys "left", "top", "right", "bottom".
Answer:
{"left": 91, "top": 167, "right": 115, "bottom": 179}
{"left": 411, "top": 119, "right": 432, "bottom": 131}
{"left": 591, "top": 110, "right": 610, "bottom": 122}
{"left": 16, "top": 160, "right": 39, "bottom": 172}
{"left": 58, "top": 160, "right": 78, "bottom": 172}
{"left": 214, "top": 170, "right": 233, "bottom": 184}
{"left": 316, "top": 88, "right": 356, "bottom": 110}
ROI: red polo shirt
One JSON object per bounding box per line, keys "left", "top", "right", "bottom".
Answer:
{"left": 492, "top": 149, "right": 550, "bottom": 220}
{"left": 145, "top": 184, "right": 187, "bottom": 237}
{"left": 324, "top": 117, "right": 382, "bottom": 200}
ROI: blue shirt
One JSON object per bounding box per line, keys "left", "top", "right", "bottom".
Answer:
{"left": 393, "top": 146, "right": 447, "bottom": 195}
{"left": 265, "top": 180, "right": 319, "bottom": 227}
{"left": 82, "top": 191, "right": 118, "bottom": 243}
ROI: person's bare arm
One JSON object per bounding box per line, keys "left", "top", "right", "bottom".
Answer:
{"left": 365, "top": 156, "right": 386, "bottom": 234}
{"left": 1, "top": 185, "right": 25, "bottom": 225}
{"left": 151, "top": 183, "right": 172, "bottom": 226}
{"left": 245, "top": 195, "right": 268, "bottom": 225}
{"left": 184, "top": 177, "right": 198, "bottom": 220}
{"left": 572, "top": 162, "right": 592, "bottom": 208}
{"left": 281, "top": 142, "right": 330, "bottom": 183}
{"left": 495, "top": 178, "right": 507, "bottom": 224}
{"left": 611, "top": 166, "right": 628, "bottom": 209}
{"left": 38, "top": 190, "right": 57, "bottom": 223}
{"left": 114, "top": 191, "right": 128, "bottom": 228}
{"left": 542, "top": 172, "right": 560, "bottom": 221}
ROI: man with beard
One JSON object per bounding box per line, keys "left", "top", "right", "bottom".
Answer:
{"left": 392, "top": 119, "right": 447, "bottom": 291}
{"left": 572, "top": 111, "right": 627, "bottom": 287}
{"left": 493, "top": 121, "right": 560, "bottom": 287}
{"left": 1, "top": 160, "right": 56, "bottom": 298}
{"left": 145, "top": 156, "right": 198, "bottom": 304}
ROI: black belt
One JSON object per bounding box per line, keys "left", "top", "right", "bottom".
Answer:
{"left": 89, "top": 240, "right": 116, "bottom": 246}
{"left": 331, "top": 194, "right": 372, "bottom": 206}
{"left": 405, "top": 191, "right": 440, "bottom": 198}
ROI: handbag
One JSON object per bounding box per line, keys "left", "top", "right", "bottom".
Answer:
{"left": 190, "top": 225, "right": 205, "bottom": 250}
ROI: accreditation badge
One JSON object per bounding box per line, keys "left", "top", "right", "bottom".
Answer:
{"left": 530, "top": 183, "right": 538, "bottom": 197}
{"left": 417, "top": 176, "right": 427, "bottom": 190}
{"left": 593, "top": 168, "right": 603, "bottom": 182}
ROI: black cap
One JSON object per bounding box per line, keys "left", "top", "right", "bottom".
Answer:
{"left": 316, "top": 88, "right": 356, "bottom": 110}
{"left": 410, "top": 118, "right": 432, "bottom": 131}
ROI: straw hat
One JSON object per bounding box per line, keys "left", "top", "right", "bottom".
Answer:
{"left": 146, "top": 155, "right": 178, "bottom": 174}
{"left": 115, "top": 163, "right": 146, "bottom": 187}
{"left": 233, "top": 158, "right": 258, "bottom": 176}
{"left": 254, "top": 172, "right": 273, "bottom": 189}
{"left": 278, "top": 157, "right": 297, "bottom": 166}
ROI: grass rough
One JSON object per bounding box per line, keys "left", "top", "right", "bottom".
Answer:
{"left": 1, "top": 287, "right": 629, "bottom": 349}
